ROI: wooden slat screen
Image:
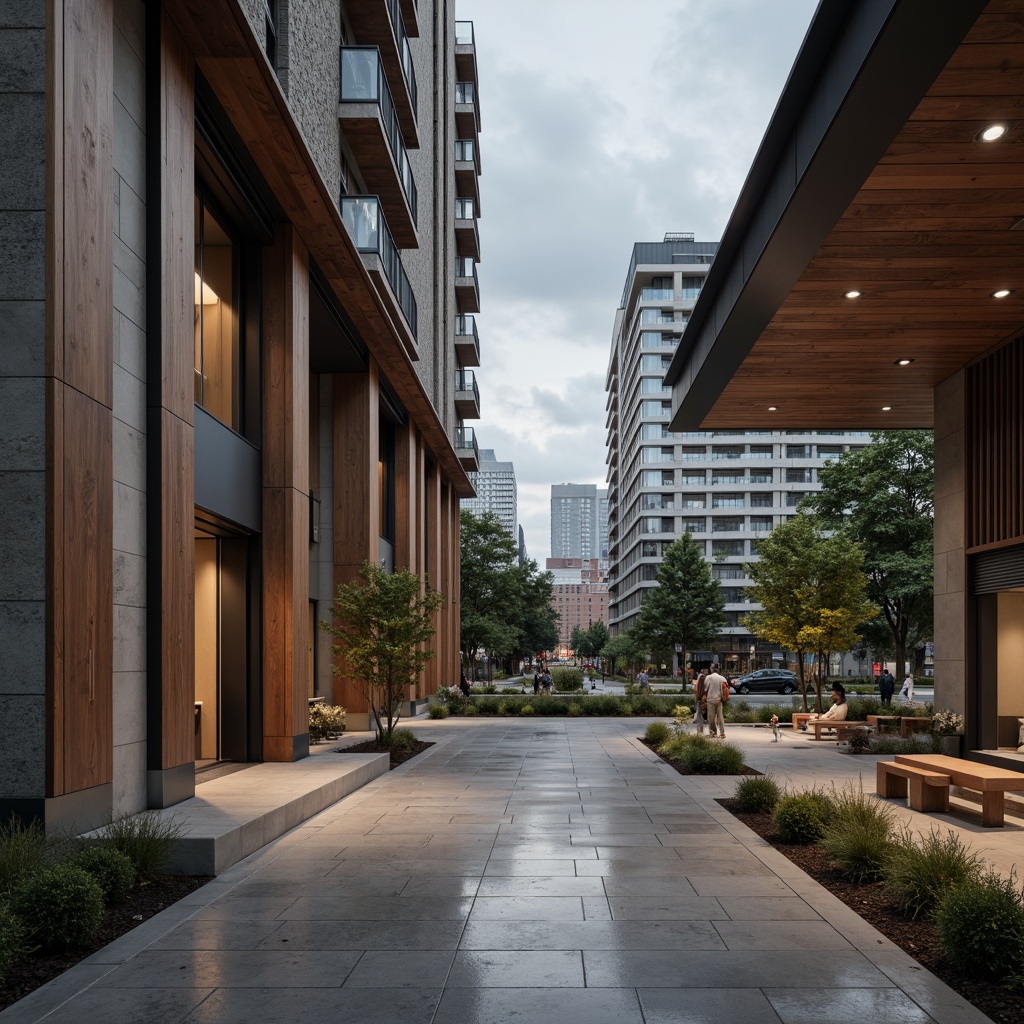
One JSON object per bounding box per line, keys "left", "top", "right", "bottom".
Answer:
{"left": 967, "top": 335, "right": 1024, "bottom": 551}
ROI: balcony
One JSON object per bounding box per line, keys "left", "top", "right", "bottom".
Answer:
{"left": 339, "top": 48, "right": 417, "bottom": 248}
{"left": 456, "top": 424, "right": 479, "bottom": 472}
{"left": 455, "top": 138, "right": 480, "bottom": 207}
{"left": 455, "top": 369, "right": 480, "bottom": 419}
{"left": 400, "top": 0, "right": 419, "bottom": 36}
{"left": 454, "top": 314, "right": 480, "bottom": 367}
{"left": 454, "top": 256, "right": 479, "bottom": 313}
{"left": 454, "top": 197, "right": 479, "bottom": 260}
{"left": 455, "top": 20, "right": 477, "bottom": 84}
{"left": 341, "top": 196, "right": 418, "bottom": 351}
{"left": 455, "top": 81, "right": 480, "bottom": 138}
{"left": 344, "top": 0, "right": 419, "bottom": 146}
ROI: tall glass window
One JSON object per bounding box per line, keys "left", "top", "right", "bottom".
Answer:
{"left": 194, "top": 195, "right": 240, "bottom": 431}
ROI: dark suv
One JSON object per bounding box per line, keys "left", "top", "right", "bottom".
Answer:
{"left": 728, "top": 669, "right": 799, "bottom": 695}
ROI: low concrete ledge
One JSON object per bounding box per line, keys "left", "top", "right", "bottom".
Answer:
{"left": 90, "top": 752, "right": 389, "bottom": 877}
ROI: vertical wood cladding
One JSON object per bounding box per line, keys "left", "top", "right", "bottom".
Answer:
{"left": 146, "top": 10, "right": 196, "bottom": 780}
{"left": 45, "top": 0, "right": 115, "bottom": 799}
{"left": 967, "top": 336, "right": 1024, "bottom": 551}
{"left": 262, "top": 226, "right": 310, "bottom": 761}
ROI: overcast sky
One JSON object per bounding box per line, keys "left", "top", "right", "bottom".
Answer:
{"left": 456, "top": 0, "right": 819, "bottom": 562}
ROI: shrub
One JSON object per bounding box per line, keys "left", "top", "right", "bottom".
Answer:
{"left": 734, "top": 774, "right": 781, "bottom": 814}
{"left": 0, "top": 901, "right": 22, "bottom": 986}
{"left": 462, "top": 704, "right": 479, "bottom": 716}
{"left": 820, "top": 784, "right": 896, "bottom": 882}
{"left": 388, "top": 728, "right": 417, "bottom": 750}
{"left": 937, "top": 871, "right": 1024, "bottom": 982}
{"left": 846, "top": 728, "right": 872, "bottom": 754}
{"left": 567, "top": 702, "right": 583, "bottom": 716}
{"left": 475, "top": 696, "right": 500, "bottom": 715}
{"left": 308, "top": 702, "right": 347, "bottom": 742}
{"left": 645, "top": 721, "right": 671, "bottom": 745}
{"left": 884, "top": 827, "right": 983, "bottom": 920}
{"left": 435, "top": 686, "right": 467, "bottom": 714}
{"left": 585, "top": 695, "right": 622, "bottom": 716}
{"left": 551, "top": 667, "right": 583, "bottom": 692}
{"left": 773, "top": 792, "right": 835, "bottom": 844}
{"left": 519, "top": 704, "right": 534, "bottom": 716}
{"left": 632, "top": 693, "right": 661, "bottom": 716}
{"left": 658, "top": 734, "right": 745, "bottom": 775}
{"left": 672, "top": 704, "right": 694, "bottom": 728}
{"left": 868, "top": 735, "right": 933, "bottom": 756}
{"left": 481, "top": 684, "right": 498, "bottom": 694}
{"left": 427, "top": 704, "right": 449, "bottom": 720}
{"left": 99, "top": 811, "right": 183, "bottom": 882}
{"left": 74, "top": 846, "right": 136, "bottom": 905}
{"left": 501, "top": 687, "right": 522, "bottom": 695}
{"left": 534, "top": 699, "right": 568, "bottom": 716}
{"left": 12, "top": 864, "right": 104, "bottom": 951}
{"left": 0, "top": 814, "right": 49, "bottom": 896}
{"left": 496, "top": 699, "right": 514, "bottom": 716}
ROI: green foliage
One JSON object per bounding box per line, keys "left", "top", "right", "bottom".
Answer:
{"left": 806, "top": 430, "right": 934, "bottom": 684}
{"left": 884, "top": 828, "right": 983, "bottom": 920}
{"left": 657, "top": 733, "right": 745, "bottom": 774}
{"left": 820, "top": 785, "right": 896, "bottom": 882}
{"left": 435, "top": 686, "right": 467, "bottom": 714}
{"left": 601, "top": 628, "right": 642, "bottom": 678}
{"left": 567, "top": 702, "right": 583, "bottom": 716}
{"left": 644, "top": 721, "right": 671, "bottom": 745}
{"left": 74, "top": 846, "right": 136, "bottom": 905}
{"left": 501, "top": 687, "right": 523, "bottom": 695}
{"left": 734, "top": 774, "right": 782, "bottom": 813}
{"left": 99, "top": 811, "right": 183, "bottom": 882}
{"left": 0, "top": 814, "right": 49, "bottom": 897}
{"left": 387, "top": 728, "right": 417, "bottom": 750}
{"left": 462, "top": 704, "right": 479, "bottom": 716}
{"left": 0, "top": 901, "right": 23, "bottom": 986}
{"left": 634, "top": 533, "right": 725, "bottom": 671}
{"left": 519, "top": 704, "right": 535, "bottom": 716}
{"left": 428, "top": 703, "right": 449, "bottom": 719}
{"left": 937, "top": 871, "right": 1024, "bottom": 982}
{"left": 868, "top": 734, "right": 933, "bottom": 756}
{"left": 308, "top": 703, "right": 347, "bottom": 742}
{"left": 773, "top": 792, "right": 835, "bottom": 844}
{"left": 322, "top": 562, "right": 443, "bottom": 744}
{"left": 672, "top": 704, "right": 694, "bottom": 728}
{"left": 496, "top": 699, "right": 515, "bottom": 716}
{"left": 551, "top": 667, "right": 583, "bottom": 692}
{"left": 12, "top": 864, "right": 104, "bottom": 951}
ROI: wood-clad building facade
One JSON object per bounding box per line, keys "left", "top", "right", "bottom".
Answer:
{"left": 666, "top": 0, "right": 1024, "bottom": 767}
{"left": 0, "top": 0, "right": 479, "bottom": 829}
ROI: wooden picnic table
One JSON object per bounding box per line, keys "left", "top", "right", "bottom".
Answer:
{"left": 900, "top": 717, "right": 931, "bottom": 738}
{"left": 866, "top": 714, "right": 901, "bottom": 734}
{"left": 895, "top": 753, "right": 1024, "bottom": 827}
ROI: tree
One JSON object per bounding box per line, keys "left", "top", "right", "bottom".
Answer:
{"left": 512, "top": 560, "right": 559, "bottom": 668}
{"left": 805, "top": 430, "right": 933, "bottom": 678}
{"left": 570, "top": 624, "right": 585, "bottom": 664}
{"left": 582, "top": 620, "right": 610, "bottom": 669}
{"left": 321, "top": 562, "right": 443, "bottom": 744}
{"left": 634, "top": 532, "right": 726, "bottom": 674}
{"left": 602, "top": 628, "right": 641, "bottom": 678}
{"left": 744, "top": 515, "right": 876, "bottom": 711}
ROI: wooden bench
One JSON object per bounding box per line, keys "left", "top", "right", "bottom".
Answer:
{"left": 808, "top": 719, "right": 869, "bottom": 741}
{"left": 867, "top": 714, "right": 901, "bottom": 735}
{"left": 896, "top": 753, "right": 1024, "bottom": 827}
{"left": 876, "top": 760, "right": 951, "bottom": 813}
{"left": 792, "top": 713, "right": 814, "bottom": 732}
{"left": 900, "top": 716, "right": 931, "bottom": 737}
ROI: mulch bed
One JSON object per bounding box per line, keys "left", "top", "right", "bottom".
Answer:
{"left": 334, "top": 738, "right": 434, "bottom": 769}
{"left": 640, "top": 738, "right": 762, "bottom": 775}
{"left": 719, "top": 798, "right": 1024, "bottom": 1024}
{"left": 0, "top": 874, "right": 210, "bottom": 1013}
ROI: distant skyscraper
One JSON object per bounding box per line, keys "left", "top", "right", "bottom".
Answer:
{"left": 462, "top": 449, "right": 518, "bottom": 537}
{"left": 551, "top": 483, "right": 604, "bottom": 560}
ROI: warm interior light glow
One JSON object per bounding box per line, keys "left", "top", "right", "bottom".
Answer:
{"left": 895, "top": 358, "right": 914, "bottom": 366}
{"left": 194, "top": 271, "right": 220, "bottom": 306}
{"left": 882, "top": 406, "right": 892, "bottom": 411}
{"left": 979, "top": 123, "right": 1009, "bottom": 142}
{"left": 768, "top": 406, "right": 777, "bottom": 411}
{"left": 844, "top": 290, "right": 861, "bottom": 299}
{"left": 992, "top": 288, "right": 1013, "bottom": 299}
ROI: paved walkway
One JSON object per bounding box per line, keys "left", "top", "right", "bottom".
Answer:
{"left": 0, "top": 719, "right": 1001, "bottom": 1024}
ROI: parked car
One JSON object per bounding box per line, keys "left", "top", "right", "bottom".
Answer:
{"left": 728, "top": 668, "right": 799, "bottom": 695}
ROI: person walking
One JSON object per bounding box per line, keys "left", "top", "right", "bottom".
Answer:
{"left": 703, "top": 663, "right": 728, "bottom": 739}
{"left": 693, "top": 669, "right": 707, "bottom": 734}
{"left": 533, "top": 670, "right": 541, "bottom": 695}
{"left": 899, "top": 672, "right": 914, "bottom": 704}
{"left": 878, "top": 670, "right": 895, "bottom": 707}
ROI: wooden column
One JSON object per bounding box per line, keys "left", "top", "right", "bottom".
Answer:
{"left": 447, "top": 483, "right": 462, "bottom": 686}
{"left": 145, "top": 9, "right": 196, "bottom": 807}
{"left": 44, "top": 0, "right": 114, "bottom": 826}
{"left": 262, "top": 225, "right": 310, "bottom": 762}
{"left": 394, "top": 421, "right": 417, "bottom": 573}
{"left": 332, "top": 365, "right": 379, "bottom": 716}
{"left": 423, "top": 460, "right": 442, "bottom": 695}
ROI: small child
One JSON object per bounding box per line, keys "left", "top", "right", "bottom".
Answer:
{"left": 770, "top": 714, "right": 782, "bottom": 742}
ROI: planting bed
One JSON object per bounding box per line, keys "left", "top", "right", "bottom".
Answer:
{"left": 335, "top": 738, "right": 434, "bottom": 769}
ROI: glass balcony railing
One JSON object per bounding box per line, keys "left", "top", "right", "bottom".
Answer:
{"left": 455, "top": 197, "right": 475, "bottom": 220}
{"left": 641, "top": 287, "right": 674, "bottom": 301}
{"left": 456, "top": 425, "right": 477, "bottom": 452}
{"left": 455, "top": 369, "right": 479, "bottom": 402}
{"left": 340, "top": 48, "right": 417, "bottom": 223}
{"left": 455, "top": 20, "right": 475, "bottom": 46}
{"left": 341, "top": 196, "right": 417, "bottom": 337}
{"left": 455, "top": 139, "right": 475, "bottom": 163}
{"left": 456, "top": 81, "right": 475, "bottom": 105}
{"left": 455, "top": 256, "right": 477, "bottom": 280}
{"left": 383, "top": 0, "right": 417, "bottom": 112}
{"left": 456, "top": 314, "right": 478, "bottom": 342}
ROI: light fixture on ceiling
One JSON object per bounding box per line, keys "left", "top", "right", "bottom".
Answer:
{"left": 977, "top": 122, "right": 1012, "bottom": 142}
{"left": 992, "top": 288, "right": 1013, "bottom": 299}
{"left": 844, "top": 290, "right": 862, "bottom": 299}
{"left": 895, "top": 358, "right": 914, "bottom": 366}
{"left": 768, "top": 406, "right": 777, "bottom": 411}
{"left": 882, "top": 406, "right": 892, "bottom": 412}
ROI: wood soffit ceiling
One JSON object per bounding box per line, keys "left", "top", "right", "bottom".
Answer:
{"left": 702, "top": 0, "right": 1024, "bottom": 430}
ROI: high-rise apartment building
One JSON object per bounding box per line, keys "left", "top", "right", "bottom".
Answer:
{"left": 462, "top": 449, "right": 518, "bottom": 537}
{"left": 546, "top": 559, "right": 609, "bottom": 657}
{"left": 550, "top": 483, "right": 606, "bottom": 561}
{"left": 605, "top": 235, "right": 869, "bottom": 673}
{"left": 0, "top": 1, "right": 480, "bottom": 830}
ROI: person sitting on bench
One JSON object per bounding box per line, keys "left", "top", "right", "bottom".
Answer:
{"left": 800, "top": 683, "right": 849, "bottom": 731}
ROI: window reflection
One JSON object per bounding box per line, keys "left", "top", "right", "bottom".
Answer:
{"left": 194, "top": 196, "right": 240, "bottom": 431}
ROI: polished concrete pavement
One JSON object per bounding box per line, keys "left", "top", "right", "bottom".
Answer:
{"left": 0, "top": 719, "right": 994, "bottom": 1024}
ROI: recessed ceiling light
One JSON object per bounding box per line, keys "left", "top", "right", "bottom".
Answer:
{"left": 977, "top": 122, "right": 1011, "bottom": 142}
{"left": 895, "top": 358, "right": 914, "bottom": 366}
{"left": 992, "top": 288, "right": 1013, "bottom": 299}
{"left": 844, "top": 290, "right": 862, "bottom": 299}
{"left": 768, "top": 406, "right": 777, "bottom": 411}
{"left": 882, "top": 406, "right": 892, "bottom": 412}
